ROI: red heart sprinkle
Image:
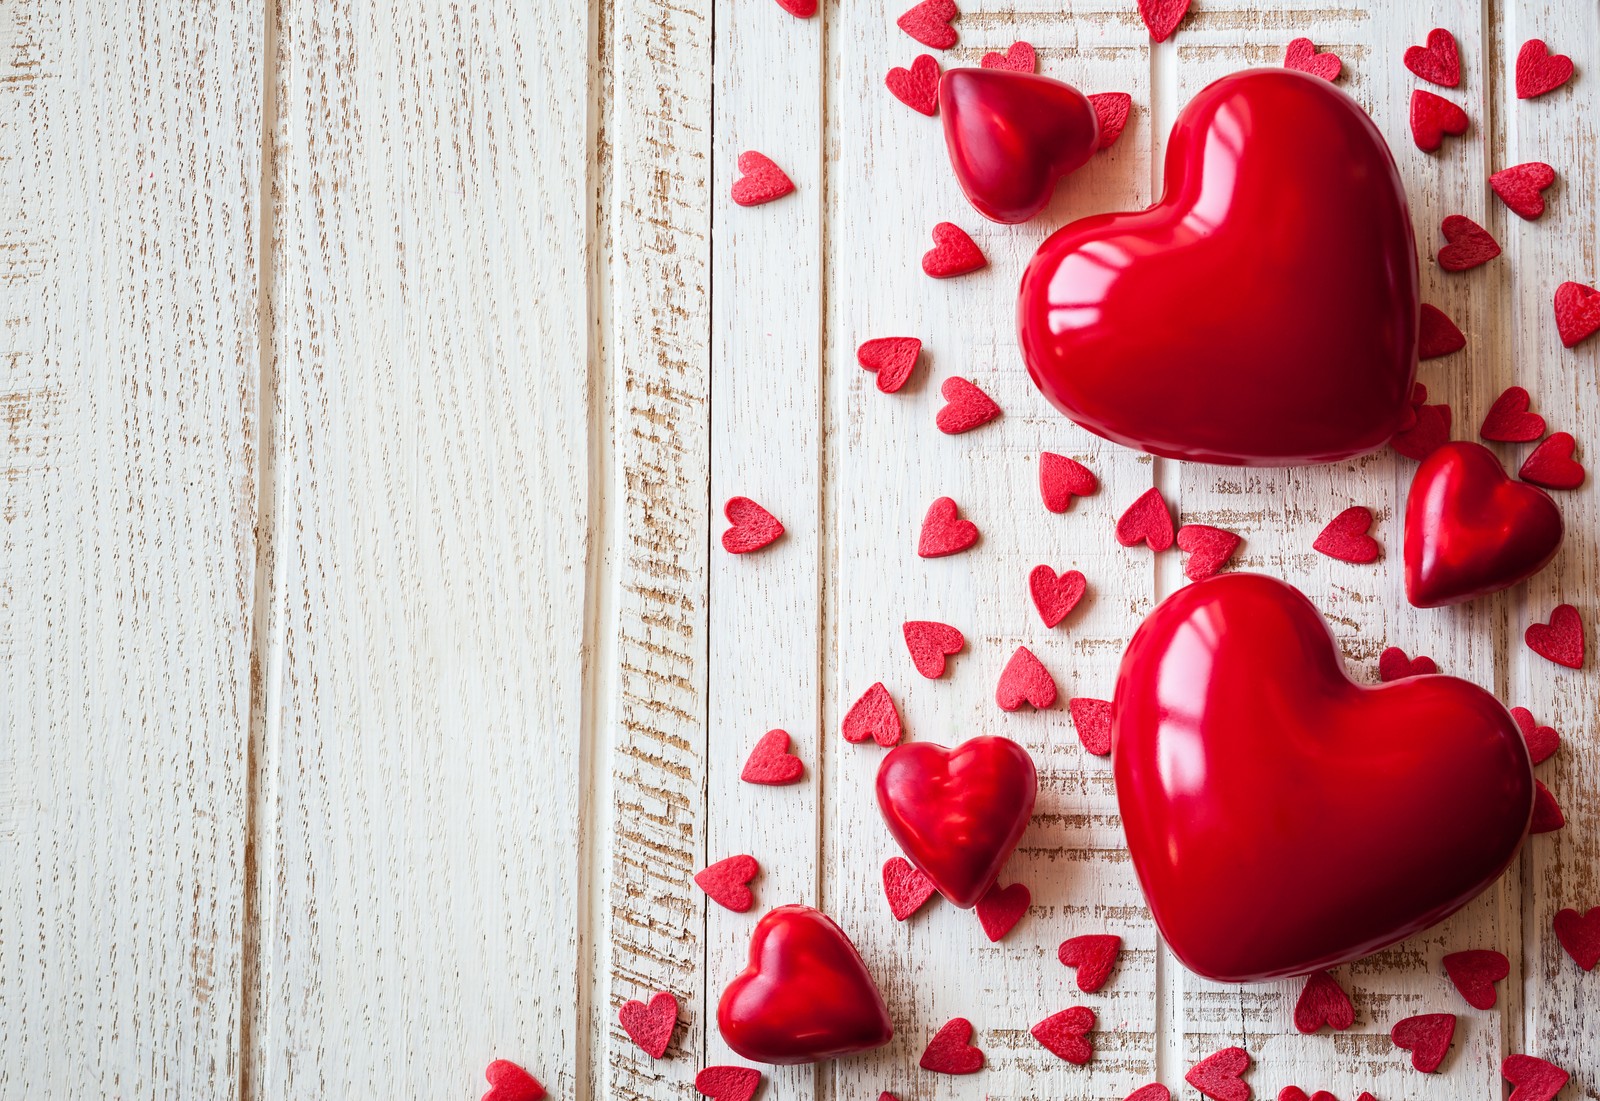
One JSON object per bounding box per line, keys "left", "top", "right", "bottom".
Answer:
{"left": 842, "top": 682, "right": 903, "bottom": 746}
{"left": 1391, "top": 1012, "right": 1456, "bottom": 1073}
{"left": 1520, "top": 432, "right": 1584, "bottom": 490}
{"left": 740, "top": 728, "right": 804, "bottom": 785}
{"left": 1185, "top": 1046, "right": 1252, "bottom": 1101}
{"left": 730, "top": 151, "right": 794, "bottom": 207}
{"left": 1313, "top": 505, "right": 1380, "bottom": 563}
{"left": 976, "top": 881, "right": 1030, "bottom": 940}
{"left": 1502, "top": 1054, "right": 1570, "bottom": 1101}
{"left": 1410, "top": 89, "right": 1470, "bottom": 152}
{"left": 1480, "top": 386, "right": 1546, "bottom": 442}
{"left": 1040, "top": 452, "right": 1098, "bottom": 511}
{"left": 896, "top": 0, "right": 957, "bottom": 49}
{"left": 918, "top": 496, "right": 979, "bottom": 557}
{"left": 773, "top": 0, "right": 816, "bottom": 16}
{"left": 903, "top": 620, "right": 964, "bottom": 678}
{"left": 619, "top": 991, "right": 679, "bottom": 1059}
{"left": 981, "top": 41, "right": 1035, "bottom": 73}
{"left": 722, "top": 497, "right": 784, "bottom": 554}
{"left": 1176, "top": 524, "right": 1242, "bottom": 581}
{"left": 922, "top": 222, "right": 986, "bottom": 278}
{"left": 1137, "top": 0, "right": 1189, "bottom": 42}
{"left": 1379, "top": 646, "right": 1437, "bottom": 682}
{"left": 935, "top": 376, "right": 1001, "bottom": 433}
{"left": 1029, "top": 565, "right": 1087, "bottom": 627}
{"left": 696, "top": 1066, "right": 763, "bottom": 1101}
{"left": 1443, "top": 948, "right": 1509, "bottom": 1009}
{"left": 1491, "top": 162, "right": 1557, "bottom": 220}
{"left": 919, "top": 1018, "right": 984, "bottom": 1074}
{"left": 1419, "top": 304, "right": 1466, "bottom": 358}
{"left": 1116, "top": 487, "right": 1175, "bottom": 551}
{"left": 1516, "top": 39, "right": 1574, "bottom": 99}
{"left": 857, "top": 337, "right": 922, "bottom": 393}
{"left": 1554, "top": 907, "right": 1600, "bottom": 970}
{"left": 1554, "top": 281, "right": 1600, "bottom": 348}
{"left": 1531, "top": 779, "right": 1565, "bottom": 833}
{"left": 1510, "top": 706, "right": 1560, "bottom": 764}
{"left": 1030, "top": 1005, "right": 1095, "bottom": 1065}
{"left": 1525, "top": 603, "right": 1584, "bottom": 667}
{"left": 1438, "top": 215, "right": 1500, "bottom": 271}
{"left": 695, "top": 854, "right": 759, "bottom": 912}
{"left": 1058, "top": 934, "right": 1121, "bottom": 993}
{"left": 1293, "top": 970, "right": 1354, "bottom": 1033}
{"left": 1393, "top": 400, "right": 1452, "bottom": 461}
{"left": 882, "top": 855, "right": 937, "bottom": 920}
{"left": 886, "top": 54, "right": 942, "bottom": 116}
{"left": 1283, "top": 38, "right": 1341, "bottom": 81}
{"left": 1088, "top": 92, "right": 1133, "bottom": 150}
{"left": 1069, "top": 697, "right": 1112, "bottom": 756}
{"left": 482, "top": 1060, "right": 546, "bottom": 1101}
{"left": 996, "top": 645, "right": 1057, "bottom": 711}
{"left": 1405, "top": 28, "right": 1462, "bottom": 87}
{"left": 1125, "top": 1088, "right": 1170, "bottom": 1101}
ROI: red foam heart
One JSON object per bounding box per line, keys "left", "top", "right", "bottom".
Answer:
{"left": 939, "top": 68, "right": 1099, "bottom": 224}
{"left": 1406, "top": 28, "right": 1462, "bottom": 86}
{"left": 1176, "top": 524, "right": 1241, "bottom": 581}
{"left": 741, "top": 729, "right": 804, "bottom": 785}
{"left": 1030, "top": 565, "right": 1087, "bottom": 627}
{"left": 1137, "top": 0, "right": 1189, "bottom": 42}
{"left": 886, "top": 55, "right": 941, "bottom": 116}
{"left": 936, "top": 376, "right": 1001, "bottom": 433}
{"left": 1040, "top": 452, "right": 1098, "bottom": 511}
{"left": 696, "top": 1068, "right": 762, "bottom": 1101}
{"left": 1531, "top": 779, "right": 1565, "bottom": 833}
{"left": 1185, "top": 1047, "right": 1251, "bottom": 1101}
{"left": 1088, "top": 92, "right": 1132, "bottom": 150}
{"left": 717, "top": 905, "right": 893, "bottom": 1064}
{"left": 996, "top": 646, "right": 1057, "bottom": 711}
{"left": 975, "top": 881, "right": 1030, "bottom": 940}
{"left": 1392, "top": 1012, "right": 1455, "bottom": 1073}
{"left": 1520, "top": 432, "right": 1584, "bottom": 490}
{"left": 1293, "top": 970, "right": 1354, "bottom": 1033}
{"left": 1553, "top": 906, "right": 1600, "bottom": 970}
{"left": 857, "top": 337, "right": 921, "bottom": 393}
{"left": 1031, "top": 1006, "right": 1095, "bottom": 1065}
{"left": 1379, "top": 646, "right": 1437, "bottom": 681}
{"left": 723, "top": 497, "right": 784, "bottom": 554}
{"left": 1069, "top": 697, "right": 1112, "bottom": 756}
{"left": 1020, "top": 70, "right": 1418, "bottom": 465}
{"left": 619, "top": 991, "right": 679, "bottom": 1059}
{"left": 1443, "top": 948, "right": 1509, "bottom": 1009}
{"left": 842, "top": 682, "right": 903, "bottom": 747}
{"left": 1314, "top": 505, "right": 1380, "bottom": 563}
{"left": 919, "top": 1018, "right": 984, "bottom": 1074}
{"left": 1393, "top": 400, "right": 1453, "bottom": 461}
{"left": 1438, "top": 215, "right": 1500, "bottom": 271}
{"left": 1125, "top": 1088, "right": 1170, "bottom": 1101}
{"left": 903, "top": 620, "right": 964, "bottom": 678}
{"left": 1554, "top": 282, "right": 1600, "bottom": 348}
{"left": 882, "top": 855, "right": 937, "bottom": 920}
{"left": 482, "top": 1060, "right": 546, "bottom": 1101}
{"left": 1115, "top": 573, "right": 1535, "bottom": 980}
{"left": 1503, "top": 1054, "right": 1570, "bottom": 1101}
{"left": 730, "top": 152, "right": 794, "bottom": 207}
{"left": 1116, "top": 487, "right": 1175, "bottom": 551}
{"left": 918, "top": 496, "right": 979, "bottom": 557}
{"left": 980, "top": 42, "right": 1035, "bottom": 73}
{"left": 876, "top": 735, "right": 1037, "bottom": 907}
{"left": 773, "top": 0, "right": 816, "bottom": 17}
{"left": 897, "top": 0, "right": 957, "bottom": 49}
{"left": 1526, "top": 603, "right": 1584, "bottom": 667}
{"left": 1516, "top": 40, "right": 1574, "bottom": 99}
{"left": 1058, "top": 934, "right": 1121, "bottom": 993}
{"left": 1419, "top": 304, "right": 1466, "bottom": 359}
{"left": 1481, "top": 386, "right": 1547, "bottom": 441}
{"left": 1277, "top": 1090, "right": 1335, "bottom": 1101}
{"left": 1510, "top": 706, "right": 1560, "bottom": 764}
{"left": 1283, "top": 38, "right": 1341, "bottom": 82}
{"left": 696, "top": 855, "right": 759, "bottom": 912}
{"left": 922, "top": 222, "right": 986, "bottom": 278}
{"left": 1411, "top": 89, "right": 1470, "bottom": 152}
{"left": 1491, "top": 162, "right": 1557, "bottom": 220}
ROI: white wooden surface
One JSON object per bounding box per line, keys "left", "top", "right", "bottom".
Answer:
{"left": 3, "top": 1, "right": 1598, "bottom": 1099}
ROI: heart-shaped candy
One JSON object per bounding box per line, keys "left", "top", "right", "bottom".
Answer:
{"left": 919, "top": 1018, "right": 984, "bottom": 1074}
{"left": 1088, "top": 92, "right": 1133, "bottom": 149}
{"left": 1039, "top": 452, "right": 1098, "bottom": 511}
{"left": 1138, "top": 0, "right": 1189, "bottom": 42}
{"left": 935, "top": 376, "right": 1001, "bottom": 433}
{"left": 1292, "top": 970, "right": 1353, "bottom": 1033}
{"left": 1480, "top": 386, "right": 1546, "bottom": 441}
{"left": 1029, "top": 564, "right": 1087, "bottom": 627}
{"left": 1526, "top": 604, "right": 1584, "bottom": 667}
{"left": 1419, "top": 304, "right": 1466, "bottom": 359}
{"left": 857, "top": 336, "right": 922, "bottom": 393}
{"left": 1516, "top": 39, "right": 1574, "bottom": 99}
{"left": 1437, "top": 214, "right": 1500, "bottom": 271}
{"left": 1058, "top": 933, "right": 1122, "bottom": 992}
{"left": 1283, "top": 38, "right": 1341, "bottom": 82}
{"left": 903, "top": 620, "right": 965, "bottom": 678}
{"left": 918, "top": 496, "right": 979, "bottom": 557}
{"left": 995, "top": 645, "right": 1057, "bottom": 711}
{"left": 975, "top": 881, "right": 1030, "bottom": 940}
{"left": 1031, "top": 1006, "right": 1095, "bottom": 1065}
{"left": 1411, "top": 89, "right": 1470, "bottom": 152}
{"left": 730, "top": 152, "right": 794, "bottom": 207}
{"left": 1379, "top": 646, "right": 1437, "bottom": 682}
{"left": 696, "top": 855, "right": 760, "bottom": 912}
{"left": 619, "top": 991, "right": 679, "bottom": 1058}
{"left": 897, "top": 0, "right": 957, "bottom": 49}
{"left": 886, "top": 55, "right": 941, "bottom": 116}
{"left": 1185, "top": 1047, "right": 1251, "bottom": 1101}
{"left": 981, "top": 42, "right": 1035, "bottom": 73}
{"left": 882, "top": 855, "right": 937, "bottom": 920}
{"left": 1555, "top": 281, "right": 1600, "bottom": 348}
{"left": 842, "top": 682, "right": 903, "bottom": 747}
{"left": 1510, "top": 706, "right": 1560, "bottom": 764}
{"left": 1520, "top": 432, "right": 1585, "bottom": 490}
{"left": 741, "top": 728, "right": 805, "bottom": 785}
{"left": 1406, "top": 28, "right": 1462, "bottom": 86}
{"left": 1176, "top": 524, "right": 1241, "bottom": 581}
{"left": 922, "top": 222, "right": 986, "bottom": 278}
{"left": 1490, "top": 162, "right": 1557, "bottom": 220}
{"left": 1069, "top": 697, "right": 1112, "bottom": 756}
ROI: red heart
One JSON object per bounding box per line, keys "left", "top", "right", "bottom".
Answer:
{"left": 1116, "top": 487, "right": 1174, "bottom": 551}
{"left": 1313, "top": 505, "right": 1380, "bottom": 564}
{"left": 1481, "top": 386, "right": 1547, "bottom": 441}
{"left": 1175, "top": 524, "right": 1241, "bottom": 581}
{"left": 1125, "top": 1088, "right": 1170, "bottom": 1101}
{"left": 918, "top": 496, "right": 979, "bottom": 558}
{"left": 1277, "top": 1090, "right": 1335, "bottom": 1101}
{"left": 1516, "top": 39, "right": 1574, "bottom": 99}
{"left": 902, "top": 620, "right": 964, "bottom": 679}
{"left": 1068, "top": 697, "right": 1112, "bottom": 756}
{"left": 1088, "top": 92, "right": 1132, "bottom": 150}
{"left": 1379, "top": 646, "right": 1437, "bottom": 681}
{"left": 1405, "top": 28, "right": 1462, "bottom": 87}
{"left": 935, "top": 376, "right": 1001, "bottom": 433}
{"left": 695, "top": 1068, "right": 762, "bottom": 1101}
{"left": 741, "top": 729, "right": 804, "bottom": 785}
{"left": 1526, "top": 603, "right": 1584, "bottom": 667}
{"left": 896, "top": 0, "right": 957, "bottom": 49}
{"left": 1553, "top": 906, "right": 1600, "bottom": 970}
{"left": 1137, "top": 0, "right": 1189, "bottom": 42}
{"left": 1438, "top": 215, "right": 1500, "bottom": 271}
{"left": 975, "top": 881, "right": 1030, "bottom": 940}
{"left": 1520, "top": 432, "right": 1584, "bottom": 490}
{"left": 1532, "top": 779, "right": 1566, "bottom": 833}
{"left": 922, "top": 221, "right": 986, "bottom": 278}
{"left": 1404, "top": 442, "right": 1563, "bottom": 607}
{"left": 882, "top": 855, "right": 937, "bottom": 920}
{"left": 1503, "top": 1054, "right": 1570, "bottom": 1101}
{"left": 695, "top": 855, "right": 759, "bottom": 912}
{"left": 482, "top": 1060, "right": 546, "bottom": 1101}
{"left": 730, "top": 152, "right": 794, "bottom": 207}
{"left": 1058, "top": 933, "right": 1121, "bottom": 992}
{"left": 1115, "top": 573, "right": 1535, "bottom": 980}
{"left": 1283, "top": 38, "right": 1341, "bottom": 82}
{"left": 619, "top": 991, "right": 679, "bottom": 1059}
{"left": 919, "top": 1018, "right": 984, "bottom": 1074}
{"left": 1393, "top": 398, "right": 1453, "bottom": 462}
{"left": 1020, "top": 70, "right": 1418, "bottom": 465}
{"left": 1391, "top": 1012, "right": 1456, "bottom": 1073}
{"left": 876, "top": 735, "right": 1037, "bottom": 907}
{"left": 1040, "top": 452, "right": 1098, "bottom": 511}
{"left": 842, "top": 682, "right": 903, "bottom": 746}
{"left": 856, "top": 337, "right": 921, "bottom": 393}
{"left": 1030, "top": 1006, "right": 1094, "bottom": 1065}
{"left": 996, "top": 646, "right": 1056, "bottom": 711}
{"left": 717, "top": 905, "right": 893, "bottom": 1064}
{"left": 1554, "top": 281, "right": 1600, "bottom": 348}
{"left": 886, "top": 54, "right": 941, "bottom": 116}
{"left": 1185, "top": 1047, "right": 1252, "bottom": 1101}
{"left": 939, "top": 68, "right": 1099, "bottom": 224}
{"left": 1443, "top": 948, "right": 1509, "bottom": 1009}
{"left": 1029, "top": 565, "right": 1087, "bottom": 627}
{"left": 1491, "top": 162, "right": 1557, "bottom": 220}
{"left": 1419, "top": 303, "right": 1466, "bottom": 359}
{"left": 980, "top": 41, "right": 1035, "bottom": 73}
{"left": 772, "top": 0, "right": 816, "bottom": 17}
{"left": 723, "top": 497, "right": 784, "bottom": 554}
{"left": 1510, "top": 706, "right": 1560, "bottom": 764}
{"left": 1293, "top": 970, "right": 1354, "bottom": 1033}
{"left": 1411, "top": 89, "right": 1470, "bottom": 152}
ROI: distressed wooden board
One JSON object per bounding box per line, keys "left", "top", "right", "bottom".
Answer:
{"left": 0, "top": 1, "right": 261, "bottom": 1097}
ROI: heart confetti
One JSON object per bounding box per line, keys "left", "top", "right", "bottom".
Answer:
{"left": 1554, "top": 281, "right": 1600, "bottom": 348}
{"left": 922, "top": 222, "right": 987, "bottom": 278}
{"left": 730, "top": 152, "right": 795, "bottom": 207}
{"left": 1510, "top": 706, "right": 1560, "bottom": 764}
{"left": 1481, "top": 386, "right": 1546, "bottom": 442}
{"left": 1531, "top": 779, "right": 1566, "bottom": 833}
{"left": 1283, "top": 38, "right": 1341, "bottom": 81}
{"left": 696, "top": 1066, "right": 763, "bottom": 1101}
{"left": 1391, "top": 1012, "right": 1456, "bottom": 1073}
{"left": 1394, "top": 399, "right": 1453, "bottom": 461}
{"left": 1438, "top": 214, "right": 1501, "bottom": 271}
{"left": 1029, "top": 565, "right": 1087, "bottom": 627}
{"left": 981, "top": 42, "right": 1035, "bottom": 73}
{"left": 1443, "top": 948, "right": 1509, "bottom": 1009}
{"left": 1553, "top": 907, "right": 1600, "bottom": 971}
{"left": 695, "top": 855, "right": 759, "bottom": 912}
{"left": 936, "top": 376, "right": 1001, "bottom": 433}
{"left": 619, "top": 991, "right": 680, "bottom": 1059}
{"left": 996, "top": 645, "right": 1057, "bottom": 711}
{"left": 1521, "top": 432, "right": 1585, "bottom": 489}
{"left": 882, "top": 855, "right": 937, "bottom": 920}
{"left": 1516, "top": 39, "right": 1574, "bottom": 99}
{"left": 903, "top": 620, "right": 965, "bottom": 678}
{"left": 1292, "top": 970, "right": 1354, "bottom": 1033}
{"left": 1379, "top": 646, "right": 1438, "bottom": 682}
{"left": 722, "top": 497, "right": 785, "bottom": 554}
{"left": 1031, "top": 1006, "right": 1095, "bottom": 1065}
{"left": 1040, "top": 452, "right": 1098, "bottom": 511}
{"left": 1137, "top": 0, "right": 1189, "bottom": 43}
{"left": 897, "top": 0, "right": 958, "bottom": 49}
{"left": 1410, "top": 89, "right": 1469, "bottom": 152}
{"left": 918, "top": 496, "right": 979, "bottom": 557}
{"left": 975, "top": 881, "right": 1030, "bottom": 940}
{"left": 1419, "top": 303, "right": 1466, "bottom": 358}
{"left": 1502, "top": 1054, "right": 1570, "bottom": 1101}
{"left": 1059, "top": 934, "right": 1122, "bottom": 993}
{"left": 1525, "top": 603, "right": 1584, "bottom": 667}
{"left": 1490, "top": 162, "right": 1557, "bottom": 220}
{"left": 919, "top": 1018, "right": 984, "bottom": 1074}
{"left": 856, "top": 337, "right": 922, "bottom": 393}
{"left": 1406, "top": 28, "right": 1462, "bottom": 86}
{"left": 740, "top": 729, "right": 805, "bottom": 785}
{"left": 1176, "top": 524, "right": 1242, "bottom": 581}
{"left": 1088, "top": 92, "right": 1133, "bottom": 150}
{"left": 482, "top": 1060, "right": 546, "bottom": 1101}
{"left": 1069, "top": 697, "right": 1113, "bottom": 756}
{"left": 1313, "top": 506, "right": 1380, "bottom": 563}
{"left": 842, "top": 682, "right": 904, "bottom": 747}
{"left": 1115, "top": 487, "right": 1175, "bottom": 551}
{"left": 886, "top": 55, "right": 941, "bottom": 116}
{"left": 1185, "top": 1046, "right": 1252, "bottom": 1101}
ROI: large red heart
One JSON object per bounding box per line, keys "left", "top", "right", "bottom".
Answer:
{"left": 717, "top": 904, "right": 893, "bottom": 1064}
{"left": 1404, "top": 441, "right": 1564, "bottom": 607}
{"left": 939, "top": 68, "right": 1100, "bottom": 225}
{"left": 876, "top": 736, "right": 1037, "bottom": 907}
{"left": 1113, "top": 573, "right": 1533, "bottom": 981}
{"left": 1018, "top": 69, "right": 1418, "bottom": 465}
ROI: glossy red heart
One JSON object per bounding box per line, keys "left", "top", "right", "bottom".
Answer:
{"left": 876, "top": 736, "right": 1037, "bottom": 907}
{"left": 717, "top": 904, "right": 893, "bottom": 1064}
{"left": 1404, "top": 441, "right": 1564, "bottom": 607}
{"left": 1113, "top": 573, "right": 1534, "bottom": 981}
{"left": 939, "top": 68, "right": 1099, "bottom": 224}
{"left": 1019, "top": 70, "right": 1417, "bottom": 465}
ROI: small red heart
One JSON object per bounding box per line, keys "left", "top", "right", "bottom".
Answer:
{"left": 1411, "top": 89, "right": 1469, "bottom": 152}
{"left": 695, "top": 854, "right": 759, "bottom": 912}
{"left": 975, "top": 881, "right": 1030, "bottom": 940}
{"left": 1116, "top": 487, "right": 1174, "bottom": 551}
{"left": 856, "top": 337, "right": 921, "bottom": 393}
{"left": 1510, "top": 706, "right": 1560, "bottom": 764}
{"left": 903, "top": 620, "right": 964, "bottom": 678}
{"left": 842, "top": 682, "right": 903, "bottom": 747}
{"left": 619, "top": 991, "right": 679, "bottom": 1059}
{"left": 1313, "top": 505, "right": 1380, "bottom": 563}
{"left": 1040, "top": 452, "right": 1098, "bottom": 511}
{"left": 1393, "top": 400, "right": 1452, "bottom": 461}
{"left": 1088, "top": 92, "right": 1133, "bottom": 150}
{"left": 1293, "top": 970, "right": 1354, "bottom": 1033}
{"left": 1502, "top": 1054, "right": 1570, "bottom": 1101}
{"left": 482, "top": 1060, "right": 546, "bottom": 1101}
{"left": 1137, "top": 0, "right": 1189, "bottom": 42}
{"left": 1277, "top": 1090, "right": 1336, "bottom": 1101}
{"left": 922, "top": 222, "right": 986, "bottom": 278}
{"left": 1125, "top": 1088, "right": 1170, "bottom": 1101}
{"left": 896, "top": 0, "right": 957, "bottom": 49}
{"left": 1283, "top": 38, "right": 1341, "bottom": 82}
{"left": 773, "top": 0, "right": 816, "bottom": 16}
{"left": 935, "top": 376, "right": 1001, "bottom": 433}
{"left": 1521, "top": 432, "right": 1584, "bottom": 489}
{"left": 1029, "top": 565, "right": 1087, "bottom": 627}
{"left": 1438, "top": 214, "right": 1500, "bottom": 272}
{"left": 1405, "top": 27, "right": 1462, "bottom": 87}
{"left": 1031, "top": 1005, "right": 1095, "bottom": 1065}
{"left": 996, "top": 645, "right": 1057, "bottom": 711}
{"left": 1419, "top": 303, "right": 1466, "bottom": 359}
{"left": 1554, "top": 281, "right": 1600, "bottom": 348}
{"left": 1068, "top": 697, "right": 1112, "bottom": 756}
{"left": 696, "top": 1066, "right": 763, "bottom": 1101}
{"left": 730, "top": 152, "right": 794, "bottom": 207}
{"left": 981, "top": 41, "right": 1035, "bottom": 73}
{"left": 1391, "top": 1012, "right": 1456, "bottom": 1073}
{"left": 1531, "top": 779, "right": 1565, "bottom": 833}
{"left": 1526, "top": 603, "right": 1584, "bottom": 667}
{"left": 1379, "top": 646, "right": 1437, "bottom": 682}
{"left": 1185, "top": 1046, "right": 1251, "bottom": 1101}
{"left": 740, "top": 729, "right": 804, "bottom": 785}
{"left": 919, "top": 1018, "right": 984, "bottom": 1074}
{"left": 1058, "top": 934, "right": 1121, "bottom": 993}
{"left": 1175, "top": 524, "right": 1242, "bottom": 581}
{"left": 722, "top": 497, "right": 784, "bottom": 554}
{"left": 1553, "top": 906, "right": 1600, "bottom": 970}
{"left": 918, "top": 497, "right": 978, "bottom": 558}
{"left": 1491, "top": 162, "right": 1557, "bottom": 220}
{"left": 1443, "top": 948, "right": 1509, "bottom": 1009}
{"left": 882, "top": 855, "right": 937, "bottom": 920}
{"left": 1481, "top": 386, "right": 1546, "bottom": 441}
{"left": 886, "top": 54, "right": 941, "bottom": 116}
{"left": 1516, "top": 39, "right": 1574, "bottom": 99}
